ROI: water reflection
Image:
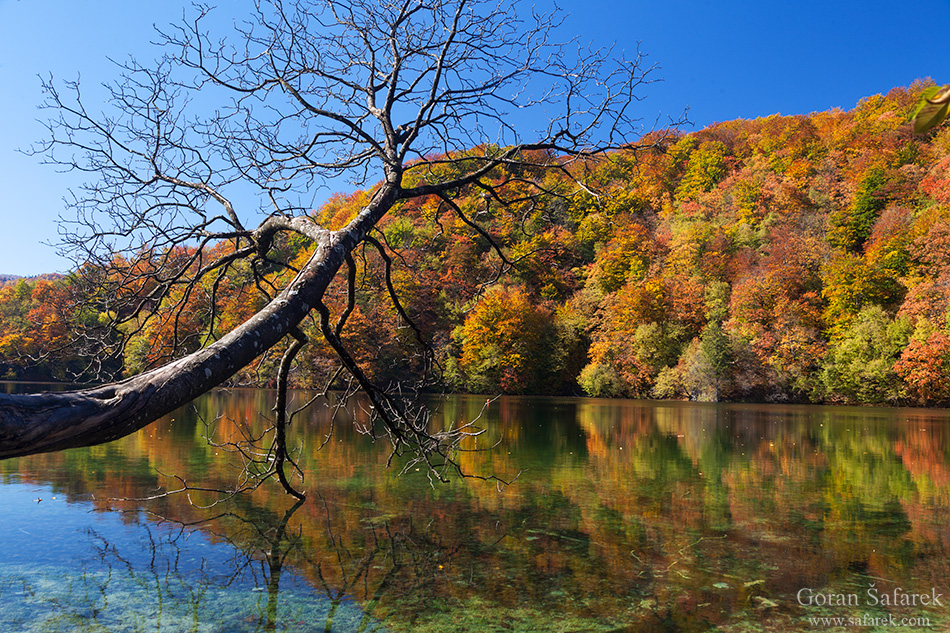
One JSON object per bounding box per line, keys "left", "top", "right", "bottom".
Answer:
{"left": 0, "top": 483, "right": 384, "bottom": 632}
{"left": 1, "top": 390, "right": 949, "bottom": 631}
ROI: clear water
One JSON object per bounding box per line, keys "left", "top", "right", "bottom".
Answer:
{"left": 2, "top": 388, "right": 949, "bottom": 632}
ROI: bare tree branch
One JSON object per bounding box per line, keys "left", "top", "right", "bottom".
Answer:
{"left": 0, "top": 0, "right": 663, "bottom": 480}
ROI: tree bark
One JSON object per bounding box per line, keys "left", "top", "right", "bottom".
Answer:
{"left": 0, "top": 185, "right": 399, "bottom": 460}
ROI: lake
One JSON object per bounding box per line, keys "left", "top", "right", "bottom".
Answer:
{"left": 1, "top": 386, "right": 948, "bottom": 632}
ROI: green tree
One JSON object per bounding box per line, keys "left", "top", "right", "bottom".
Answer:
{"left": 681, "top": 322, "right": 732, "bottom": 402}
{"left": 822, "top": 253, "right": 904, "bottom": 334}
{"left": 675, "top": 140, "right": 731, "bottom": 201}
{"left": 821, "top": 306, "right": 911, "bottom": 404}
{"left": 827, "top": 166, "right": 891, "bottom": 252}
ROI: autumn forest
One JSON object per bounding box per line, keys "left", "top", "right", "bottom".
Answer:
{"left": 4, "top": 82, "right": 950, "bottom": 407}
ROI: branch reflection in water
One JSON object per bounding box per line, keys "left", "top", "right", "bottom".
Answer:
{"left": 3, "top": 387, "right": 950, "bottom": 632}
{"left": 0, "top": 486, "right": 399, "bottom": 631}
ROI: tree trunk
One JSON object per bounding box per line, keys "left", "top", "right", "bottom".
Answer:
{"left": 0, "top": 186, "right": 398, "bottom": 460}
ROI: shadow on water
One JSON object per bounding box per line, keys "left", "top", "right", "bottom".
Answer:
{"left": 2, "top": 387, "right": 950, "bottom": 631}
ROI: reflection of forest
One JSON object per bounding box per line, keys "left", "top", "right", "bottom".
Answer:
{"left": 3, "top": 390, "right": 950, "bottom": 631}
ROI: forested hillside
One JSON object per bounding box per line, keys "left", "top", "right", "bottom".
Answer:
{"left": 5, "top": 82, "right": 950, "bottom": 406}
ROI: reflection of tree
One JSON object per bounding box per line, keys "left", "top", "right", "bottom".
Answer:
{"left": 9, "top": 524, "right": 225, "bottom": 632}
{"left": 7, "top": 394, "right": 950, "bottom": 630}
{"left": 152, "top": 495, "right": 416, "bottom": 632}
{"left": 569, "top": 401, "right": 950, "bottom": 617}
{"left": 123, "top": 492, "right": 470, "bottom": 632}
{"left": 14, "top": 495, "right": 398, "bottom": 632}
{"left": 242, "top": 498, "right": 308, "bottom": 631}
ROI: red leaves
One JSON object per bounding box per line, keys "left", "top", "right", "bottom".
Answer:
{"left": 895, "top": 331, "right": 950, "bottom": 404}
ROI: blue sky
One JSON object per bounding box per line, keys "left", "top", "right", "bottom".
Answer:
{"left": 0, "top": 0, "right": 947, "bottom": 275}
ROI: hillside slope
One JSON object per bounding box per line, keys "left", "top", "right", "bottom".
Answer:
{"left": 4, "top": 82, "right": 950, "bottom": 405}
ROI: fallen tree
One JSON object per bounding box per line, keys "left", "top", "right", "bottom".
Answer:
{"left": 0, "top": 0, "right": 663, "bottom": 491}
